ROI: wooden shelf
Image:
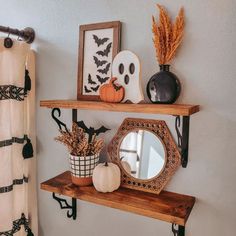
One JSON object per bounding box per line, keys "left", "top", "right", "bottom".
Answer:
{"left": 40, "top": 100, "right": 199, "bottom": 116}
{"left": 41, "top": 171, "right": 195, "bottom": 226}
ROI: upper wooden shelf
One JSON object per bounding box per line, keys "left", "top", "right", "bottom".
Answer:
{"left": 41, "top": 171, "right": 195, "bottom": 226}
{"left": 40, "top": 100, "right": 200, "bottom": 116}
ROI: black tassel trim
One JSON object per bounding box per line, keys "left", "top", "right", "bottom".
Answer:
{"left": 0, "top": 135, "right": 34, "bottom": 159}
{"left": 0, "top": 85, "right": 25, "bottom": 101}
{"left": 0, "top": 176, "right": 28, "bottom": 194}
{"left": 22, "top": 137, "right": 34, "bottom": 159}
{"left": 0, "top": 213, "right": 34, "bottom": 236}
{"left": 24, "top": 69, "right": 31, "bottom": 95}
{"left": 27, "top": 229, "right": 34, "bottom": 236}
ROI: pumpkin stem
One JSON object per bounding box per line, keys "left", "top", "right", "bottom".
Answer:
{"left": 110, "top": 77, "right": 122, "bottom": 91}
{"left": 104, "top": 162, "right": 109, "bottom": 167}
{"left": 110, "top": 77, "right": 117, "bottom": 84}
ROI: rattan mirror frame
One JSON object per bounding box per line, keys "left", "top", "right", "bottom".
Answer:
{"left": 108, "top": 118, "right": 181, "bottom": 194}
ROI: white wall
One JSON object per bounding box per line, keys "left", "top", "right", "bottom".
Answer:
{"left": 1, "top": 0, "right": 236, "bottom": 235}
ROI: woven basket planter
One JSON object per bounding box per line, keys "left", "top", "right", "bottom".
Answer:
{"left": 70, "top": 153, "right": 100, "bottom": 186}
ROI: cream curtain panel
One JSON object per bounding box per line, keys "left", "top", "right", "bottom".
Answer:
{"left": 0, "top": 39, "right": 38, "bottom": 236}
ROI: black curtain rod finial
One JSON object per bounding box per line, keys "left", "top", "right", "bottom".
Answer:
{"left": 0, "top": 25, "right": 35, "bottom": 44}
{"left": 21, "top": 27, "right": 35, "bottom": 44}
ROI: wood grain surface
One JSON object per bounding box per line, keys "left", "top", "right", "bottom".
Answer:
{"left": 41, "top": 171, "right": 195, "bottom": 226}
{"left": 40, "top": 100, "right": 200, "bottom": 116}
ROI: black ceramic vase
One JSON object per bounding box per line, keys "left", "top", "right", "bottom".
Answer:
{"left": 146, "top": 65, "right": 181, "bottom": 104}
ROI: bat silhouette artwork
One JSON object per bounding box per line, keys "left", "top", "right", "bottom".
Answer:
{"left": 96, "top": 42, "right": 112, "bottom": 57}
{"left": 93, "top": 56, "right": 107, "bottom": 67}
{"left": 84, "top": 85, "right": 92, "bottom": 93}
{"left": 88, "top": 74, "right": 96, "bottom": 85}
{"left": 93, "top": 34, "right": 109, "bottom": 47}
{"left": 97, "top": 63, "right": 110, "bottom": 75}
{"left": 90, "top": 85, "right": 99, "bottom": 92}
{"left": 76, "top": 120, "right": 110, "bottom": 143}
{"left": 96, "top": 75, "right": 110, "bottom": 84}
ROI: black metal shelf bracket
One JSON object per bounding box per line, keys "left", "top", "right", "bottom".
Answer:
{"left": 175, "top": 116, "right": 190, "bottom": 168}
{"left": 51, "top": 108, "right": 69, "bottom": 132}
{"left": 52, "top": 193, "right": 77, "bottom": 220}
{"left": 172, "top": 224, "right": 185, "bottom": 236}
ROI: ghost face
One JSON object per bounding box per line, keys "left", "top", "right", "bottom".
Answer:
{"left": 112, "top": 50, "right": 144, "bottom": 103}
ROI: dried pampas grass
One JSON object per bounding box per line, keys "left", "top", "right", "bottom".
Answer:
{"left": 152, "top": 4, "right": 184, "bottom": 65}
{"left": 55, "top": 122, "right": 104, "bottom": 156}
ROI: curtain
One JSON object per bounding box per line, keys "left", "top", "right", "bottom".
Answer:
{"left": 0, "top": 39, "right": 38, "bottom": 236}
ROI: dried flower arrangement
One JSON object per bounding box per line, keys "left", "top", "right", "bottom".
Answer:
{"left": 152, "top": 4, "right": 184, "bottom": 65}
{"left": 55, "top": 122, "right": 104, "bottom": 156}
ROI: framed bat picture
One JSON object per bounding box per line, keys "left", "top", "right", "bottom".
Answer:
{"left": 77, "top": 21, "right": 122, "bottom": 101}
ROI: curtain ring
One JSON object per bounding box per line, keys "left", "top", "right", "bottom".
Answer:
{"left": 4, "top": 31, "right": 13, "bottom": 48}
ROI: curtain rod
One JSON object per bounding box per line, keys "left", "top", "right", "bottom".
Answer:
{"left": 0, "top": 25, "right": 35, "bottom": 44}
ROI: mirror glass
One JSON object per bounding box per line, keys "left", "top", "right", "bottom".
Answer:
{"left": 119, "top": 130, "right": 165, "bottom": 180}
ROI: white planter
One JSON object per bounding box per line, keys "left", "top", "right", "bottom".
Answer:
{"left": 69, "top": 153, "right": 99, "bottom": 186}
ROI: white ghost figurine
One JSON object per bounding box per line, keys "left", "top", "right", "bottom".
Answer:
{"left": 112, "top": 50, "right": 144, "bottom": 103}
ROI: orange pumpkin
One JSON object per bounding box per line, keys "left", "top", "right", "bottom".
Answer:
{"left": 99, "top": 77, "right": 125, "bottom": 103}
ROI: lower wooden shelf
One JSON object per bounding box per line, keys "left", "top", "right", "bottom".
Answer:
{"left": 41, "top": 171, "right": 195, "bottom": 226}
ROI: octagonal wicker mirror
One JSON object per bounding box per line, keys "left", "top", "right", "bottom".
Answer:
{"left": 108, "top": 118, "right": 181, "bottom": 194}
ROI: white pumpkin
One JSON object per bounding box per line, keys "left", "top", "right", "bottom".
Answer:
{"left": 92, "top": 162, "right": 121, "bottom": 193}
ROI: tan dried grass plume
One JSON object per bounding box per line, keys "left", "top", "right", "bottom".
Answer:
{"left": 55, "top": 122, "right": 104, "bottom": 156}
{"left": 152, "top": 4, "right": 184, "bottom": 65}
